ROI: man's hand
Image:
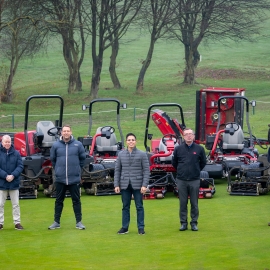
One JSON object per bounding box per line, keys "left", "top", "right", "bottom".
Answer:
{"left": 115, "top": 187, "right": 120, "bottom": 193}
{"left": 140, "top": 186, "right": 147, "bottom": 194}
{"left": 6, "top": 175, "right": 14, "bottom": 182}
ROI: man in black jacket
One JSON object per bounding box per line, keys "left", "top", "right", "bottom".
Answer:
{"left": 172, "top": 128, "right": 206, "bottom": 231}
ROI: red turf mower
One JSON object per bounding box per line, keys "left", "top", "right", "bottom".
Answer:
{"left": 203, "top": 95, "right": 270, "bottom": 195}
{"left": 0, "top": 95, "right": 64, "bottom": 198}
{"left": 78, "top": 98, "right": 126, "bottom": 196}
{"left": 143, "top": 103, "right": 215, "bottom": 199}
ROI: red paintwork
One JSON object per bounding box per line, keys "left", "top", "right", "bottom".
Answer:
{"left": 196, "top": 87, "right": 245, "bottom": 144}
{"left": 14, "top": 131, "right": 37, "bottom": 157}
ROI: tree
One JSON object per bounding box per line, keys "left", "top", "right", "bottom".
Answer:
{"left": 169, "top": 0, "right": 270, "bottom": 84}
{"left": 35, "top": 0, "right": 86, "bottom": 93}
{"left": 84, "top": 0, "right": 142, "bottom": 99}
{"left": 136, "top": 0, "right": 174, "bottom": 93}
{"left": 0, "top": 0, "right": 47, "bottom": 102}
{"left": 0, "top": 0, "right": 36, "bottom": 32}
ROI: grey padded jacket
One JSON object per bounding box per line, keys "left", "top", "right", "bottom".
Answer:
{"left": 114, "top": 147, "right": 150, "bottom": 190}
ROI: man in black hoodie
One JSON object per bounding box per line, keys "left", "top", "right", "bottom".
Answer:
{"left": 172, "top": 128, "right": 206, "bottom": 231}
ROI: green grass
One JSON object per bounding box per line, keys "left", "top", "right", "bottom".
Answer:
{"left": 0, "top": 20, "right": 270, "bottom": 269}
{"left": 1, "top": 182, "right": 270, "bottom": 269}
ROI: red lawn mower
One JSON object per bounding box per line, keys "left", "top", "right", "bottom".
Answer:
{"left": 0, "top": 95, "right": 64, "bottom": 198}
{"left": 143, "top": 103, "right": 215, "bottom": 199}
{"left": 202, "top": 95, "right": 269, "bottom": 195}
{"left": 79, "top": 98, "right": 126, "bottom": 195}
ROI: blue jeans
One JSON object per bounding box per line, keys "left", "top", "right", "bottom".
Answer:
{"left": 121, "top": 184, "right": 144, "bottom": 229}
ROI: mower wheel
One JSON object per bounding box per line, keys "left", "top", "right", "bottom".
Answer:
{"left": 156, "top": 193, "right": 164, "bottom": 199}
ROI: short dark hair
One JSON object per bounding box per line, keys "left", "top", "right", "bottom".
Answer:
{"left": 183, "top": 128, "right": 194, "bottom": 134}
{"left": 62, "top": 124, "right": 71, "bottom": 130}
{"left": 126, "top": 133, "right": 136, "bottom": 140}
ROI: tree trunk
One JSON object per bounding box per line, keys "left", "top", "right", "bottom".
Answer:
{"left": 4, "top": 73, "right": 14, "bottom": 103}
{"left": 183, "top": 45, "right": 199, "bottom": 84}
{"left": 90, "top": 55, "right": 103, "bottom": 99}
{"left": 62, "top": 33, "right": 82, "bottom": 93}
{"left": 136, "top": 37, "right": 155, "bottom": 93}
{"left": 109, "top": 39, "right": 121, "bottom": 89}
{"left": 3, "top": 54, "right": 17, "bottom": 103}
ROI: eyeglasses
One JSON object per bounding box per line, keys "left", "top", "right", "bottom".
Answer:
{"left": 183, "top": 133, "right": 194, "bottom": 136}
{"left": 127, "top": 139, "right": 136, "bottom": 141}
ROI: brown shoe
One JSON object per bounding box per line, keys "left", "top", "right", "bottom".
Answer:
{"left": 0, "top": 224, "right": 3, "bottom": 230}
{"left": 15, "top": 223, "right": 24, "bottom": 230}
{"left": 268, "top": 222, "right": 270, "bottom": 226}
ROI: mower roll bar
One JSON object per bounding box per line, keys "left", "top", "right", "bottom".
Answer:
{"left": 24, "top": 95, "right": 64, "bottom": 157}
{"left": 84, "top": 98, "right": 125, "bottom": 148}
{"left": 144, "top": 103, "right": 185, "bottom": 151}
{"left": 216, "top": 96, "right": 254, "bottom": 148}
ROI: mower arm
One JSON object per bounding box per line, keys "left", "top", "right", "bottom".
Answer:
{"left": 210, "top": 129, "right": 225, "bottom": 159}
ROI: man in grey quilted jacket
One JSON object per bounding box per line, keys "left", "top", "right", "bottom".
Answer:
{"left": 114, "top": 133, "right": 150, "bottom": 235}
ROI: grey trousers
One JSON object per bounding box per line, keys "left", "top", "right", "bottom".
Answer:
{"left": 176, "top": 179, "right": 200, "bottom": 225}
{"left": 0, "top": 189, "right": 21, "bottom": 225}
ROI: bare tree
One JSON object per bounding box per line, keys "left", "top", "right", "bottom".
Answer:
{"left": 35, "top": 0, "right": 86, "bottom": 93}
{"left": 136, "top": 0, "right": 174, "bottom": 93}
{"left": 168, "top": 0, "right": 270, "bottom": 84}
{"left": 83, "top": 0, "right": 142, "bottom": 99}
{"left": 0, "top": 0, "right": 37, "bottom": 32}
{"left": 0, "top": 0, "right": 47, "bottom": 102}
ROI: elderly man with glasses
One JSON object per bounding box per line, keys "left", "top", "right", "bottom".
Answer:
{"left": 172, "top": 128, "right": 206, "bottom": 232}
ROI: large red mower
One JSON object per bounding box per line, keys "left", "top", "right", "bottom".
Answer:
{"left": 0, "top": 95, "right": 64, "bottom": 198}
{"left": 203, "top": 95, "right": 270, "bottom": 195}
{"left": 143, "top": 103, "right": 215, "bottom": 199}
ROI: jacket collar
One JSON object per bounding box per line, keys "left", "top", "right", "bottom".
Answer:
{"left": 59, "top": 135, "right": 74, "bottom": 144}
{"left": 0, "top": 143, "right": 15, "bottom": 153}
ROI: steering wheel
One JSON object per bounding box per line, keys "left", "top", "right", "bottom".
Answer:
{"left": 225, "top": 122, "right": 240, "bottom": 132}
{"left": 47, "top": 126, "right": 62, "bottom": 137}
{"left": 162, "top": 134, "right": 177, "bottom": 146}
{"left": 101, "top": 126, "right": 115, "bottom": 134}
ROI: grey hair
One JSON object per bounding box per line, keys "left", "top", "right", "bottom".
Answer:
{"left": 2, "top": 135, "right": 11, "bottom": 141}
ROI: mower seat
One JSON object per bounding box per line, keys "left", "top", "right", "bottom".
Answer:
{"left": 36, "top": 121, "right": 57, "bottom": 148}
{"left": 95, "top": 127, "right": 118, "bottom": 152}
{"left": 222, "top": 124, "right": 244, "bottom": 151}
{"left": 158, "top": 139, "right": 178, "bottom": 162}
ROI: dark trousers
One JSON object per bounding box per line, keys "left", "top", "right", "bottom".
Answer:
{"left": 54, "top": 182, "right": 82, "bottom": 223}
{"left": 121, "top": 184, "right": 144, "bottom": 229}
{"left": 177, "top": 179, "right": 200, "bottom": 226}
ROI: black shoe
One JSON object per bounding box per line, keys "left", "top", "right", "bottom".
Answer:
{"left": 138, "top": 228, "right": 145, "bottom": 235}
{"left": 191, "top": 224, "right": 198, "bottom": 231}
{"left": 179, "top": 224, "right": 188, "bottom": 231}
{"left": 117, "top": 227, "right": 129, "bottom": 234}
